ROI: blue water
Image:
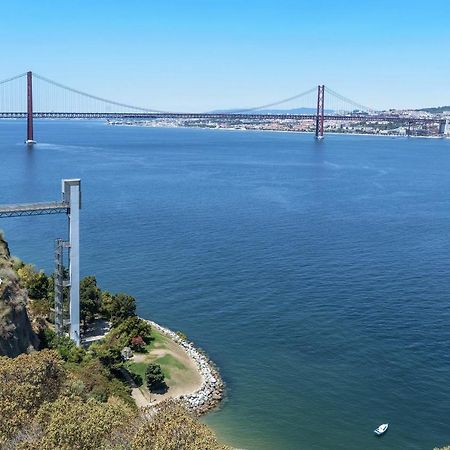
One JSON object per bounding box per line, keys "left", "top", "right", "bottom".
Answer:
{"left": 1, "top": 120, "right": 450, "bottom": 450}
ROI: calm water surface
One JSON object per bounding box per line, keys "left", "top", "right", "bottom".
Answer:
{"left": 1, "top": 121, "right": 450, "bottom": 450}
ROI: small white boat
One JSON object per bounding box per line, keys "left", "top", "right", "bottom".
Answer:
{"left": 374, "top": 423, "right": 389, "bottom": 436}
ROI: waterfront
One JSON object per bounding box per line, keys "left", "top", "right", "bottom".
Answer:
{"left": 1, "top": 120, "right": 450, "bottom": 449}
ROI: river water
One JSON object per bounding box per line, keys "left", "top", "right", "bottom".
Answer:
{"left": 1, "top": 120, "right": 450, "bottom": 449}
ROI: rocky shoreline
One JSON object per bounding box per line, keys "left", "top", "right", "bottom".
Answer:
{"left": 146, "top": 320, "right": 225, "bottom": 415}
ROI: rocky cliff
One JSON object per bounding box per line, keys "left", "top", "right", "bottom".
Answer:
{"left": 0, "top": 234, "right": 39, "bottom": 357}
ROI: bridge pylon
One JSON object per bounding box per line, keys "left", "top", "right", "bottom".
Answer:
{"left": 315, "top": 85, "right": 325, "bottom": 139}
{"left": 25, "top": 71, "right": 36, "bottom": 145}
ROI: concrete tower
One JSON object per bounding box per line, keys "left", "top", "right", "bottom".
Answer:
{"left": 62, "top": 179, "right": 81, "bottom": 346}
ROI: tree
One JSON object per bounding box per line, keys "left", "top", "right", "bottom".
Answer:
{"left": 80, "top": 276, "right": 101, "bottom": 328}
{"left": 145, "top": 363, "right": 165, "bottom": 392}
{"left": 105, "top": 293, "right": 136, "bottom": 326}
{"left": 47, "top": 334, "right": 85, "bottom": 363}
{"left": 130, "top": 336, "right": 145, "bottom": 352}
{"left": 91, "top": 341, "right": 123, "bottom": 369}
{"left": 99, "top": 290, "right": 114, "bottom": 318}
{"left": 114, "top": 316, "right": 152, "bottom": 344}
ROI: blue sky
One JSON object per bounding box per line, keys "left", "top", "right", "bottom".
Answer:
{"left": 1, "top": 0, "right": 449, "bottom": 111}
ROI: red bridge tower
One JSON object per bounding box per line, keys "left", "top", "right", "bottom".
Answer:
{"left": 26, "top": 71, "right": 36, "bottom": 145}
{"left": 315, "top": 85, "right": 325, "bottom": 139}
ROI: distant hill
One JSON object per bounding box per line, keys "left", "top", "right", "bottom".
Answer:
{"left": 417, "top": 106, "right": 450, "bottom": 113}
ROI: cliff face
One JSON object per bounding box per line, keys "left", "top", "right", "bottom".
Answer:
{"left": 0, "top": 235, "right": 39, "bottom": 357}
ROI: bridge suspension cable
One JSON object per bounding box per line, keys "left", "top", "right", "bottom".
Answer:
{"left": 0, "top": 72, "right": 26, "bottom": 85}
{"left": 324, "top": 87, "right": 376, "bottom": 113}
{"left": 229, "top": 86, "right": 318, "bottom": 113}
{"left": 32, "top": 73, "right": 168, "bottom": 113}
{"left": 0, "top": 70, "right": 378, "bottom": 116}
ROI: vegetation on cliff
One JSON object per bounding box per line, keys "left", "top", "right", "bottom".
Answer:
{"left": 0, "top": 350, "right": 229, "bottom": 449}
{"left": 0, "top": 234, "right": 229, "bottom": 449}
{"left": 0, "top": 234, "right": 39, "bottom": 357}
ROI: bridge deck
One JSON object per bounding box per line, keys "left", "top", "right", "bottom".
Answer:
{"left": 0, "top": 112, "right": 443, "bottom": 123}
{"left": 0, "top": 202, "right": 68, "bottom": 218}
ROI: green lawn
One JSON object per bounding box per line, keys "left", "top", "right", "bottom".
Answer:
{"left": 126, "top": 354, "right": 188, "bottom": 383}
{"left": 125, "top": 361, "right": 147, "bottom": 381}
{"left": 154, "top": 354, "right": 187, "bottom": 379}
{"left": 126, "top": 331, "right": 190, "bottom": 387}
{"left": 144, "top": 329, "right": 170, "bottom": 352}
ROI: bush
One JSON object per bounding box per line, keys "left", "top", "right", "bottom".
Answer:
{"left": 16, "top": 265, "right": 50, "bottom": 301}
{"left": 46, "top": 334, "right": 86, "bottom": 363}
{"left": 145, "top": 363, "right": 165, "bottom": 392}
{"left": 91, "top": 341, "right": 123, "bottom": 369}
{"left": 38, "top": 327, "right": 56, "bottom": 350}
{"left": 66, "top": 358, "right": 133, "bottom": 406}
{"left": 130, "top": 335, "right": 145, "bottom": 352}
{"left": 32, "top": 396, "right": 134, "bottom": 450}
{"left": 0, "top": 350, "right": 65, "bottom": 444}
{"left": 132, "top": 401, "right": 230, "bottom": 450}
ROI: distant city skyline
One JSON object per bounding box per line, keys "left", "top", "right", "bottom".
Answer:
{"left": 2, "top": 0, "right": 449, "bottom": 111}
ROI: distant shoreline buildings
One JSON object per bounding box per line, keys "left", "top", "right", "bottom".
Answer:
{"left": 109, "top": 108, "right": 450, "bottom": 137}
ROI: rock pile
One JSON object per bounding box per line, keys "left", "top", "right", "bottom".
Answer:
{"left": 147, "top": 320, "right": 224, "bottom": 415}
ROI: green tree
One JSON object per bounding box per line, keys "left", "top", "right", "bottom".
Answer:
{"left": 80, "top": 276, "right": 101, "bottom": 329}
{"left": 113, "top": 316, "right": 152, "bottom": 344}
{"left": 46, "top": 334, "right": 86, "bottom": 363}
{"left": 145, "top": 363, "right": 165, "bottom": 392}
{"left": 99, "top": 290, "right": 114, "bottom": 318}
{"left": 91, "top": 341, "right": 123, "bottom": 369}
{"left": 105, "top": 293, "right": 136, "bottom": 326}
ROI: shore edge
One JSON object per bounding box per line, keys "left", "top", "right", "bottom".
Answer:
{"left": 145, "top": 319, "right": 225, "bottom": 415}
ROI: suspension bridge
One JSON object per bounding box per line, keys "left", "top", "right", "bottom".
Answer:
{"left": 0, "top": 71, "right": 447, "bottom": 143}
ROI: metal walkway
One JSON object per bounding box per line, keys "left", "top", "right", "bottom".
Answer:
{"left": 0, "top": 201, "right": 68, "bottom": 218}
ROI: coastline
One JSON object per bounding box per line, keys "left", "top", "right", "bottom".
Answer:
{"left": 145, "top": 319, "right": 225, "bottom": 416}
{"left": 107, "top": 121, "right": 449, "bottom": 140}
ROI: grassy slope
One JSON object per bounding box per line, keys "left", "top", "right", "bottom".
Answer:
{"left": 125, "top": 328, "right": 201, "bottom": 397}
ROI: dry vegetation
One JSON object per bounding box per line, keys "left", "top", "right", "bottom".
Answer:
{"left": 0, "top": 350, "right": 230, "bottom": 450}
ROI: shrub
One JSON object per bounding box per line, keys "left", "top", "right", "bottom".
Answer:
{"left": 91, "top": 341, "right": 123, "bottom": 369}
{"left": 66, "top": 358, "right": 133, "bottom": 406}
{"left": 16, "top": 265, "right": 50, "bottom": 301}
{"left": 0, "top": 350, "right": 65, "bottom": 444}
{"left": 32, "top": 396, "right": 134, "bottom": 450}
{"left": 130, "top": 335, "right": 145, "bottom": 352}
{"left": 46, "top": 334, "right": 86, "bottom": 363}
{"left": 132, "top": 401, "right": 231, "bottom": 450}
